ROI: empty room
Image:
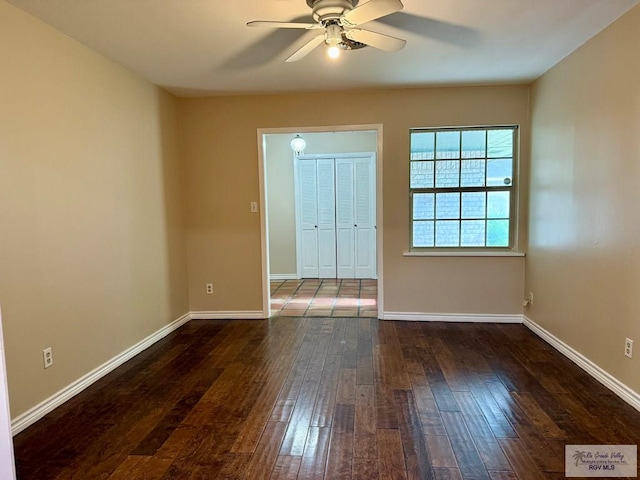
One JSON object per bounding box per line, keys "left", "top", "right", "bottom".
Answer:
{"left": 1, "top": 0, "right": 640, "bottom": 478}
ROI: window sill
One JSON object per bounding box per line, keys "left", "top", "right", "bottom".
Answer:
{"left": 403, "top": 250, "right": 525, "bottom": 258}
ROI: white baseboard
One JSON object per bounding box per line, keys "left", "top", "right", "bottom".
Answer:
{"left": 11, "top": 313, "right": 191, "bottom": 436}
{"left": 269, "top": 274, "right": 299, "bottom": 281}
{"left": 523, "top": 315, "right": 640, "bottom": 413}
{"left": 383, "top": 312, "right": 524, "bottom": 323}
{"left": 189, "top": 311, "right": 265, "bottom": 320}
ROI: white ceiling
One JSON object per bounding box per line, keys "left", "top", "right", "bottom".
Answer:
{"left": 8, "top": 0, "right": 639, "bottom": 96}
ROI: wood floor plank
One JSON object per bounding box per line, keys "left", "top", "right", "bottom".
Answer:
{"left": 271, "top": 399, "right": 296, "bottom": 422}
{"left": 377, "top": 429, "right": 407, "bottom": 480}
{"left": 510, "top": 392, "right": 566, "bottom": 440}
{"left": 432, "top": 468, "right": 463, "bottom": 480}
{"left": 497, "top": 438, "right": 547, "bottom": 480}
{"left": 353, "top": 457, "right": 380, "bottom": 480}
{"left": 488, "top": 471, "right": 519, "bottom": 480}
{"left": 328, "top": 318, "right": 347, "bottom": 355}
{"left": 452, "top": 391, "right": 495, "bottom": 440}
{"left": 297, "top": 426, "right": 330, "bottom": 480}
{"left": 216, "top": 453, "right": 252, "bottom": 480}
{"left": 310, "top": 354, "right": 342, "bottom": 427}
{"left": 107, "top": 456, "right": 170, "bottom": 480}
{"left": 131, "top": 368, "right": 224, "bottom": 455}
{"left": 424, "top": 435, "right": 457, "bottom": 469}
{"left": 475, "top": 438, "right": 513, "bottom": 472}
{"left": 508, "top": 423, "right": 565, "bottom": 473}
{"left": 342, "top": 319, "right": 359, "bottom": 369}
{"left": 170, "top": 422, "right": 242, "bottom": 479}
{"left": 411, "top": 384, "right": 446, "bottom": 436}
{"left": 280, "top": 319, "right": 331, "bottom": 457}
{"left": 270, "top": 456, "right": 302, "bottom": 480}
{"left": 354, "top": 385, "right": 377, "bottom": 459}
{"left": 243, "top": 422, "right": 289, "bottom": 480}
{"left": 375, "top": 323, "right": 411, "bottom": 390}
{"left": 468, "top": 385, "right": 518, "bottom": 439}
{"left": 356, "top": 355, "right": 374, "bottom": 385}
{"left": 440, "top": 411, "right": 490, "bottom": 480}
{"left": 431, "top": 337, "right": 469, "bottom": 392}
{"left": 280, "top": 378, "right": 321, "bottom": 456}
{"left": 337, "top": 368, "right": 357, "bottom": 405}
{"left": 375, "top": 383, "right": 399, "bottom": 429}
{"left": 325, "top": 404, "right": 355, "bottom": 480}
{"left": 231, "top": 346, "right": 300, "bottom": 453}
{"left": 394, "top": 389, "right": 433, "bottom": 480}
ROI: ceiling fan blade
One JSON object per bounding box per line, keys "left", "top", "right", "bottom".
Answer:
{"left": 247, "top": 21, "right": 321, "bottom": 30}
{"left": 376, "top": 12, "right": 481, "bottom": 48}
{"left": 286, "top": 34, "right": 325, "bottom": 62}
{"left": 341, "top": 0, "right": 403, "bottom": 26}
{"left": 345, "top": 28, "right": 406, "bottom": 51}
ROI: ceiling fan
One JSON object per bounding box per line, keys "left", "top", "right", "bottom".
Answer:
{"left": 247, "top": 0, "right": 406, "bottom": 62}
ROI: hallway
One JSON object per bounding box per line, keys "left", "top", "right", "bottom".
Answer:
{"left": 270, "top": 279, "right": 377, "bottom": 318}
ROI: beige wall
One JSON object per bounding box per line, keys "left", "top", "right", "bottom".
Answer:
{"left": 266, "top": 131, "right": 377, "bottom": 276}
{"left": 528, "top": 5, "right": 640, "bottom": 392}
{"left": 180, "top": 86, "right": 529, "bottom": 314}
{"left": 0, "top": 2, "right": 189, "bottom": 417}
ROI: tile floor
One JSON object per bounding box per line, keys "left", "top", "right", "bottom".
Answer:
{"left": 270, "top": 278, "right": 377, "bottom": 318}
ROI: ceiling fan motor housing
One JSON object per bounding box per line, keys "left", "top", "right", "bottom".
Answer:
{"left": 306, "top": 0, "right": 359, "bottom": 24}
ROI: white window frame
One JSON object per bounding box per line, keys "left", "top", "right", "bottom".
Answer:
{"left": 409, "top": 125, "right": 519, "bottom": 251}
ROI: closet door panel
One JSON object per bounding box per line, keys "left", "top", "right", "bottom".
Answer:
{"left": 336, "top": 228, "right": 355, "bottom": 278}
{"left": 298, "top": 159, "right": 319, "bottom": 278}
{"left": 301, "top": 229, "right": 319, "bottom": 277}
{"left": 354, "top": 157, "right": 376, "bottom": 278}
{"left": 317, "top": 159, "right": 337, "bottom": 278}
{"left": 336, "top": 159, "right": 355, "bottom": 278}
{"left": 355, "top": 228, "right": 374, "bottom": 278}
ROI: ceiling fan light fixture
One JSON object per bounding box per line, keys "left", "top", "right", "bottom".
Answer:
{"left": 325, "top": 22, "right": 343, "bottom": 59}
{"left": 327, "top": 45, "right": 341, "bottom": 59}
{"left": 248, "top": 0, "right": 406, "bottom": 62}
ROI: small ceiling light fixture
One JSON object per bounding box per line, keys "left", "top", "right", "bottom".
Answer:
{"left": 290, "top": 135, "right": 307, "bottom": 155}
{"left": 325, "top": 22, "right": 342, "bottom": 59}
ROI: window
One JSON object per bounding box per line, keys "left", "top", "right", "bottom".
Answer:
{"left": 410, "top": 126, "right": 517, "bottom": 249}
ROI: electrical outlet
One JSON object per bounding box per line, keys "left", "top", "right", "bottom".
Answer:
{"left": 625, "top": 338, "right": 633, "bottom": 359}
{"left": 528, "top": 292, "right": 534, "bottom": 305}
{"left": 206, "top": 283, "right": 213, "bottom": 295}
{"left": 43, "top": 347, "right": 53, "bottom": 369}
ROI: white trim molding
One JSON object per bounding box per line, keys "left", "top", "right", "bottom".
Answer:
{"left": 523, "top": 315, "right": 640, "bottom": 413}
{"left": 189, "top": 311, "right": 265, "bottom": 320}
{"left": 383, "top": 312, "right": 524, "bottom": 323}
{"left": 11, "top": 312, "right": 191, "bottom": 436}
{"left": 403, "top": 250, "right": 525, "bottom": 258}
{"left": 269, "top": 274, "right": 300, "bottom": 281}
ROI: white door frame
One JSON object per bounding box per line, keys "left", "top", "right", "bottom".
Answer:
{"left": 257, "top": 124, "right": 384, "bottom": 319}
{"left": 0, "top": 305, "right": 16, "bottom": 479}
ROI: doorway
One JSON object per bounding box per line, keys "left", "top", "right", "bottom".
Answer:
{"left": 257, "top": 125, "right": 383, "bottom": 318}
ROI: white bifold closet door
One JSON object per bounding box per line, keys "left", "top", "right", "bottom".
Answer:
{"left": 297, "top": 155, "right": 375, "bottom": 279}
{"left": 336, "top": 157, "right": 375, "bottom": 278}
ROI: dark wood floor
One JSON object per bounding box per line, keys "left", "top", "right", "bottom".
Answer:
{"left": 13, "top": 318, "right": 640, "bottom": 479}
